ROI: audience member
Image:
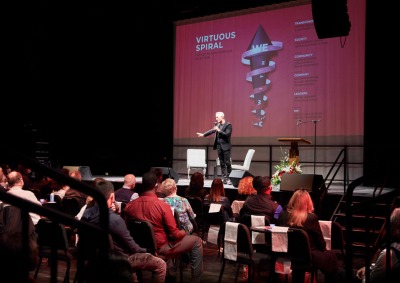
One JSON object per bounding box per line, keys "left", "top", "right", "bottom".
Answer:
{"left": 239, "top": 176, "right": 282, "bottom": 224}
{"left": 162, "top": 178, "right": 196, "bottom": 235}
{"left": 185, "top": 172, "right": 208, "bottom": 201}
{"left": 203, "top": 178, "right": 234, "bottom": 222}
{"left": 277, "top": 189, "right": 342, "bottom": 283}
{"left": 236, "top": 176, "right": 256, "bottom": 200}
{"left": 17, "top": 164, "right": 35, "bottom": 191}
{"left": 0, "top": 166, "right": 8, "bottom": 190}
{"left": 30, "top": 173, "right": 53, "bottom": 200}
{"left": 114, "top": 174, "right": 138, "bottom": 203}
{"left": 81, "top": 179, "right": 167, "bottom": 283}
{"left": 51, "top": 168, "right": 71, "bottom": 199}
{"left": 124, "top": 171, "right": 203, "bottom": 283}
{"left": 64, "top": 170, "right": 88, "bottom": 209}
{"left": 6, "top": 171, "right": 42, "bottom": 225}
{"left": 152, "top": 168, "right": 166, "bottom": 198}
{"left": 356, "top": 207, "right": 400, "bottom": 283}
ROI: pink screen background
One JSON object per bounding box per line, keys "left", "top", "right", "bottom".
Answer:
{"left": 174, "top": 1, "right": 365, "bottom": 145}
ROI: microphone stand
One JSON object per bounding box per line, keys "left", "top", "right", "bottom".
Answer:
{"left": 297, "top": 119, "right": 321, "bottom": 174}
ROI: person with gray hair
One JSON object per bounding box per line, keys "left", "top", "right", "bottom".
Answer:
{"left": 356, "top": 207, "right": 400, "bottom": 282}
{"left": 197, "top": 111, "right": 233, "bottom": 185}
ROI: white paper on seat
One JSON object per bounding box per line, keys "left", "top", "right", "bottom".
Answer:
{"left": 231, "top": 200, "right": 244, "bottom": 214}
{"left": 271, "top": 226, "right": 289, "bottom": 252}
{"left": 251, "top": 215, "right": 266, "bottom": 244}
{"left": 319, "top": 220, "right": 332, "bottom": 250}
{"left": 224, "top": 222, "right": 239, "bottom": 261}
{"left": 207, "top": 225, "right": 220, "bottom": 245}
{"left": 209, "top": 203, "right": 222, "bottom": 213}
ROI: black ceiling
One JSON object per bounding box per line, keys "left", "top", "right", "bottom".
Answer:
{"left": 173, "top": 0, "right": 295, "bottom": 21}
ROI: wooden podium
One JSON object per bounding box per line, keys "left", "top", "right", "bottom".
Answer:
{"left": 278, "top": 138, "right": 311, "bottom": 164}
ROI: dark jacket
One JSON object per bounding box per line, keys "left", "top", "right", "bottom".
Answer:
{"left": 82, "top": 205, "right": 146, "bottom": 255}
{"left": 240, "top": 193, "right": 279, "bottom": 223}
{"left": 203, "top": 122, "right": 232, "bottom": 151}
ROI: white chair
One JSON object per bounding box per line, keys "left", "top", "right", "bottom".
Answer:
{"left": 187, "top": 149, "right": 207, "bottom": 179}
{"left": 231, "top": 149, "right": 255, "bottom": 171}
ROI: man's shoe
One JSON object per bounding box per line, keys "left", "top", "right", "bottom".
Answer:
{"left": 223, "top": 178, "right": 227, "bottom": 184}
{"left": 227, "top": 179, "right": 232, "bottom": 185}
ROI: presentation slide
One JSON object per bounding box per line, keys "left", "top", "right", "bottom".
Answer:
{"left": 173, "top": 1, "right": 365, "bottom": 146}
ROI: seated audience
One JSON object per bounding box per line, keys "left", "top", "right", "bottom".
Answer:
{"left": 277, "top": 189, "right": 342, "bottom": 283}
{"left": 6, "top": 171, "right": 42, "bottom": 225}
{"left": 236, "top": 176, "right": 256, "bottom": 200}
{"left": 81, "top": 179, "right": 167, "bottom": 283}
{"left": 356, "top": 207, "right": 400, "bottom": 283}
{"left": 124, "top": 171, "right": 203, "bottom": 283}
{"left": 64, "top": 170, "right": 88, "bottom": 209}
{"left": 185, "top": 172, "right": 208, "bottom": 201}
{"left": 239, "top": 176, "right": 282, "bottom": 224}
{"left": 151, "top": 168, "right": 166, "bottom": 198}
{"left": 51, "top": 168, "right": 71, "bottom": 199}
{"left": 114, "top": 174, "right": 138, "bottom": 203}
{"left": 162, "top": 178, "right": 196, "bottom": 235}
{"left": 203, "top": 178, "right": 234, "bottom": 222}
{"left": 0, "top": 165, "right": 8, "bottom": 190}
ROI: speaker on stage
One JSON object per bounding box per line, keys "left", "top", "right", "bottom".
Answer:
{"left": 312, "top": 0, "right": 351, "bottom": 39}
{"left": 229, "top": 170, "right": 254, "bottom": 187}
{"left": 150, "top": 167, "right": 179, "bottom": 182}
{"left": 280, "top": 173, "right": 326, "bottom": 193}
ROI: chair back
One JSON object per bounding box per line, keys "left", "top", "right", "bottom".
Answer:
{"left": 286, "top": 228, "right": 313, "bottom": 270}
{"left": 239, "top": 214, "right": 270, "bottom": 228}
{"left": 231, "top": 149, "right": 255, "bottom": 171}
{"left": 331, "top": 221, "right": 345, "bottom": 259}
{"left": 187, "top": 196, "right": 204, "bottom": 230}
{"left": 61, "top": 197, "right": 81, "bottom": 216}
{"left": 203, "top": 203, "right": 226, "bottom": 228}
{"left": 36, "top": 218, "right": 70, "bottom": 251}
{"left": 125, "top": 218, "right": 158, "bottom": 255}
{"left": 187, "top": 149, "right": 207, "bottom": 179}
{"left": 34, "top": 218, "right": 72, "bottom": 281}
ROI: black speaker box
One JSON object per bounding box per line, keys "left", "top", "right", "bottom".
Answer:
{"left": 312, "top": 0, "right": 351, "bottom": 39}
{"left": 229, "top": 170, "right": 254, "bottom": 187}
{"left": 280, "top": 174, "right": 326, "bottom": 193}
{"left": 150, "top": 167, "right": 180, "bottom": 182}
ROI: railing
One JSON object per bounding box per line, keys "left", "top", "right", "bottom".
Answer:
{"left": 0, "top": 145, "right": 111, "bottom": 282}
{"left": 344, "top": 176, "right": 400, "bottom": 282}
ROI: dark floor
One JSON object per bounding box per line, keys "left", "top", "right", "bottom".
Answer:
{"left": 30, "top": 240, "right": 365, "bottom": 283}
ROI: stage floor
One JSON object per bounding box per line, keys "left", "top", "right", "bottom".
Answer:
{"left": 90, "top": 175, "right": 395, "bottom": 197}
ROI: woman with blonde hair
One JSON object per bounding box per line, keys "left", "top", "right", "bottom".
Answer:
{"left": 162, "top": 178, "right": 196, "bottom": 235}
{"left": 277, "top": 189, "right": 342, "bottom": 283}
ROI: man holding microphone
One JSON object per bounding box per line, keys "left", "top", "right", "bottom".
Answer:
{"left": 197, "top": 111, "right": 233, "bottom": 185}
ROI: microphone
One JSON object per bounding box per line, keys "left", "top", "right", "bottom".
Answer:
{"left": 214, "top": 122, "right": 218, "bottom": 126}
{"left": 297, "top": 119, "right": 301, "bottom": 126}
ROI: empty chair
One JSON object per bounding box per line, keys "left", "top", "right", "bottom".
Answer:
{"left": 187, "top": 148, "right": 207, "bottom": 179}
{"left": 231, "top": 149, "right": 255, "bottom": 171}
{"left": 202, "top": 202, "right": 226, "bottom": 255}
{"left": 34, "top": 218, "right": 74, "bottom": 283}
{"left": 218, "top": 222, "right": 271, "bottom": 283}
